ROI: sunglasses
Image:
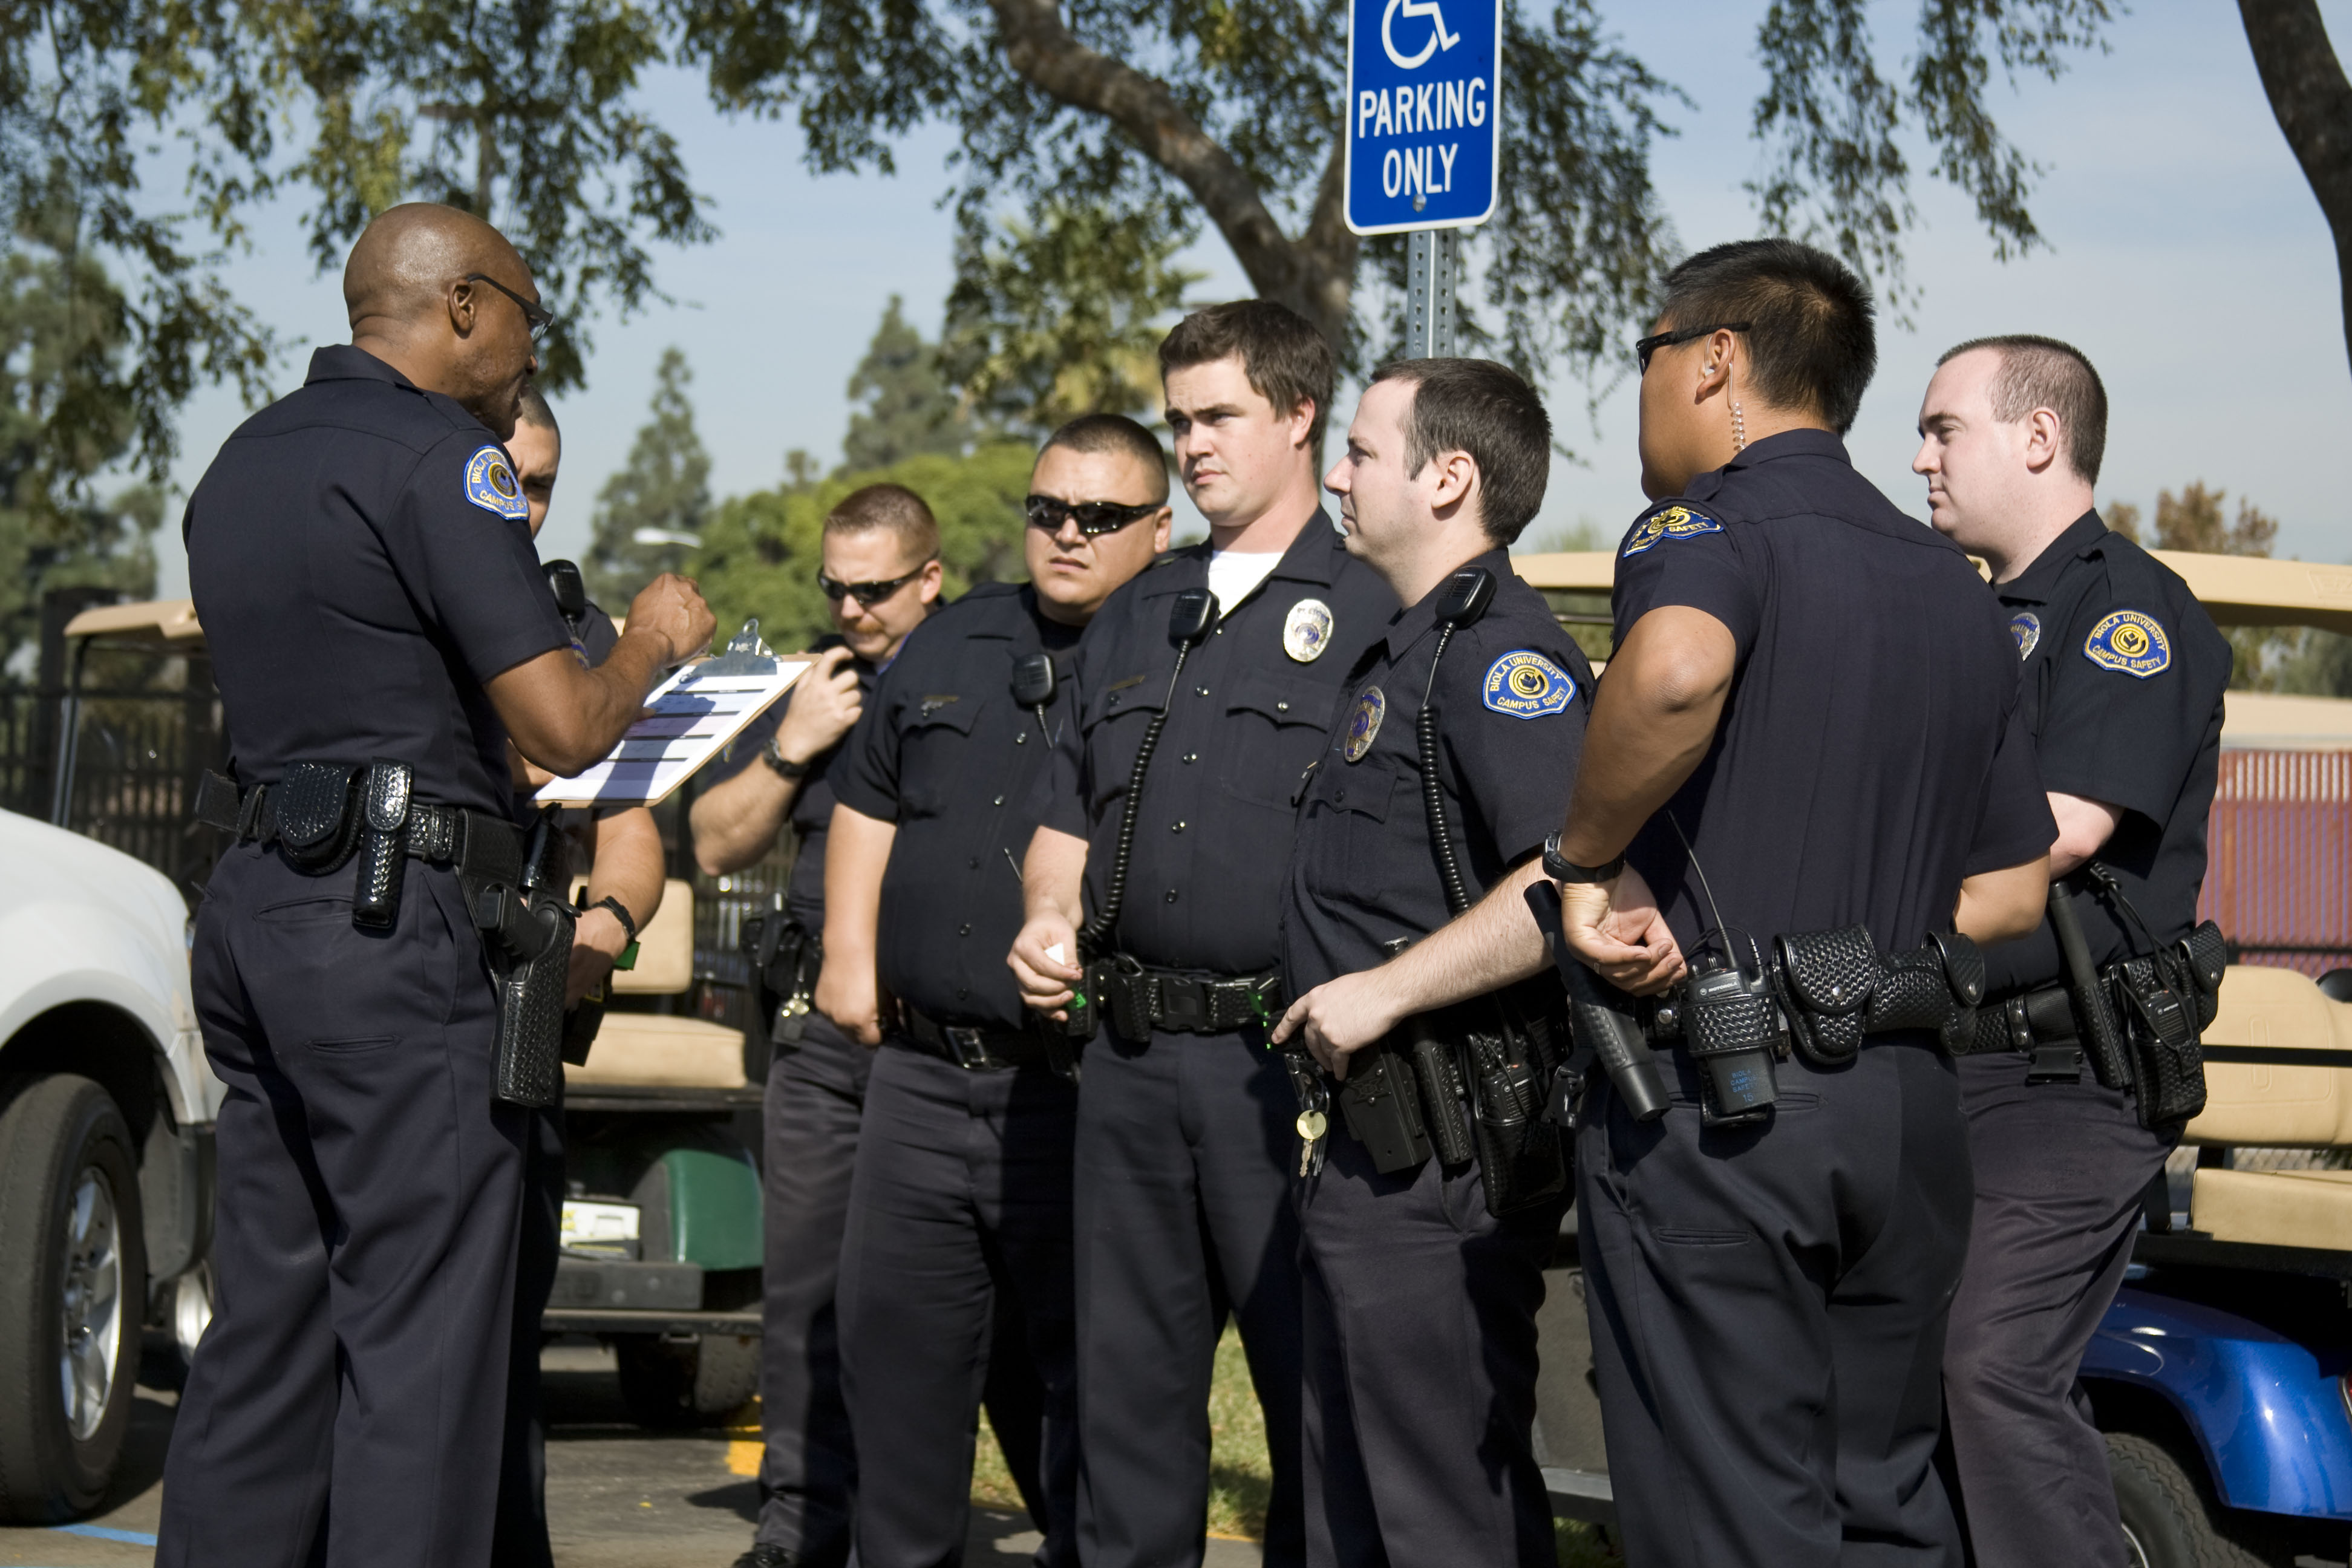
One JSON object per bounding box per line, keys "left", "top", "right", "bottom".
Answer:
{"left": 1024, "top": 494, "right": 1162, "bottom": 537}
{"left": 463, "top": 272, "right": 557, "bottom": 342}
{"left": 1634, "top": 321, "right": 1752, "bottom": 373}
{"left": 817, "top": 565, "right": 930, "bottom": 606}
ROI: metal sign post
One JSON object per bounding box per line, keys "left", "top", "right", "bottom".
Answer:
{"left": 1344, "top": 0, "right": 1499, "bottom": 359}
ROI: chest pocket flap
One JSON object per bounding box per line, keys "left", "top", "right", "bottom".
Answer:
{"left": 1223, "top": 667, "right": 1338, "bottom": 810}
{"left": 1224, "top": 668, "right": 1328, "bottom": 728}
{"left": 1083, "top": 672, "right": 1168, "bottom": 732}
{"left": 907, "top": 692, "right": 979, "bottom": 735}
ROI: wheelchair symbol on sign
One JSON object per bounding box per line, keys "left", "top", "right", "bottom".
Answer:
{"left": 1381, "top": 0, "right": 1460, "bottom": 69}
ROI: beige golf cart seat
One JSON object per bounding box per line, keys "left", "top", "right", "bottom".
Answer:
{"left": 2179, "top": 965, "right": 2352, "bottom": 1249}
{"left": 563, "top": 878, "right": 749, "bottom": 1091}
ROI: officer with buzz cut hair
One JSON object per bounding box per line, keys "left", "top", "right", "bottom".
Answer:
{"left": 820, "top": 414, "right": 1172, "bottom": 1568}
{"left": 1010, "top": 301, "right": 1394, "bottom": 1568}
{"left": 1916, "top": 335, "right": 2229, "bottom": 1568}
{"left": 1549, "top": 238, "right": 2057, "bottom": 1567}
{"left": 160, "top": 201, "right": 713, "bottom": 1568}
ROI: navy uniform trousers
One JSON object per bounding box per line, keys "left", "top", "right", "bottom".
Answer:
{"left": 754, "top": 1013, "right": 874, "bottom": 1563}
{"left": 838, "top": 1042, "right": 1079, "bottom": 1567}
{"left": 1074, "top": 1028, "right": 1305, "bottom": 1567}
{"left": 160, "top": 846, "right": 524, "bottom": 1568}
{"left": 1578, "top": 1041, "right": 1973, "bottom": 1568}
{"left": 492, "top": 1099, "right": 564, "bottom": 1568}
{"left": 1296, "top": 1106, "right": 1564, "bottom": 1568}
{"left": 1942, "top": 1054, "right": 2175, "bottom": 1568}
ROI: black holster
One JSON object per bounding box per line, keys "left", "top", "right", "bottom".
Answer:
{"left": 742, "top": 910, "right": 823, "bottom": 1047}
{"left": 475, "top": 816, "right": 575, "bottom": 1109}
{"left": 351, "top": 760, "right": 413, "bottom": 929}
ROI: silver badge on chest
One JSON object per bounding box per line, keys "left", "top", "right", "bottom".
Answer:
{"left": 1283, "top": 598, "right": 1334, "bottom": 663}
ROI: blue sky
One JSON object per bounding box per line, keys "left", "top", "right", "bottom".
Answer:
{"left": 156, "top": 1, "right": 2351, "bottom": 593}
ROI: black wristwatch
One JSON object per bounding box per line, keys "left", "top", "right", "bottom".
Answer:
{"left": 763, "top": 736, "right": 811, "bottom": 780}
{"left": 1542, "top": 831, "right": 1623, "bottom": 884}
{"left": 587, "top": 895, "right": 639, "bottom": 942}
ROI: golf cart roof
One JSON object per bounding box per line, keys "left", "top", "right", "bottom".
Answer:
{"left": 1512, "top": 549, "right": 2352, "bottom": 637}
{"left": 60, "top": 598, "right": 204, "bottom": 648}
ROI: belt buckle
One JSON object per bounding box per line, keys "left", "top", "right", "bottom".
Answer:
{"left": 944, "top": 1026, "right": 993, "bottom": 1071}
{"left": 1160, "top": 979, "right": 1207, "bottom": 1031}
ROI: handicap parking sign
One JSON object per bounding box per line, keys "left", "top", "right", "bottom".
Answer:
{"left": 1344, "top": 0, "right": 1502, "bottom": 235}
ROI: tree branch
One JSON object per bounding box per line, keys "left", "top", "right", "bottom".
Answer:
{"left": 2239, "top": 0, "right": 2352, "bottom": 377}
{"left": 980, "top": 0, "right": 1348, "bottom": 337}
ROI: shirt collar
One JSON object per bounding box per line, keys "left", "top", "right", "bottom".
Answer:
{"left": 1996, "top": 510, "right": 2109, "bottom": 606}
{"left": 1719, "top": 426, "right": 1852, "bottom": 474}
{"left": 1377, "top": 546, "right": 1514, "bottom": 664}
{"left": 1267, "top": 511, "right": 1348, "bottom": 588}
{"left": 305, "top": 344, "right": 418, "bottom": 390}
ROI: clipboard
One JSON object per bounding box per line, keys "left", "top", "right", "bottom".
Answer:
{"left": 533, "top": 622, "right": 811, "bottom": 809}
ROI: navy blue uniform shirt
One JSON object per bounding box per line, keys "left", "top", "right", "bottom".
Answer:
{"left": 830, "top": 584, "right": 1080, "bottom": 1028}
{"left": 1040, "top": 517, "right": 1396, "bottom": 976}
{"left": 188, "top": 345, "right": 570, "bottom": 816}
{"left": 1281, "top": 550, "right": 1594, "bottom": 993}
{"left": 1982, "top": 511, "right": 2230, "bottom": 993}
{"left": 705, "top": 639, "right": 881, "bottom": 930}
{"left": 1610, "top": 430, "right": 2055, "bottom": 958}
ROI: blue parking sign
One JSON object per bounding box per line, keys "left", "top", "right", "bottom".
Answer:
{"left": 1344, "top": 0, "right": 1502, "bottom": 235}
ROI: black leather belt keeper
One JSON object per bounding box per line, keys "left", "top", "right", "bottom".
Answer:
{"left": 1099, "top": 959, "right": 1282, "bottom": 1040}
{"left": 900, "top": 1010, "right": 1048, "bottom": 1072}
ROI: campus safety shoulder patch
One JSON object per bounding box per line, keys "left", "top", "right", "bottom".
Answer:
{"left": 1482, "top": 650, "right": 1576, "bottom": 719}
{"left": 2083, "top": 609, "right": 2171, "bottom": 678}
{"left": 1621, "top": 504, "right": 1722, "bottom": 557}
{"left": 463, "top": 445, "right": 529, "bottom": 520}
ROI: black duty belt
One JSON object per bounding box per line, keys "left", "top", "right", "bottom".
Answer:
{"left": 1099, "top": 959, "right": 1282, "bottom": 1040}
{"left": 1959, "top": 982, "right": 2093, "bottom": 1081}
{"left": 897, "top": 1009, "right": 1049, "bottom": 1072}
{"left": 194, "top": 769, "right": 526, "bottom": 888}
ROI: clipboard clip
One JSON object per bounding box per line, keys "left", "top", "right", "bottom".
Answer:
{"left": 693, "top": 618, "right": 779, "bottom": 678}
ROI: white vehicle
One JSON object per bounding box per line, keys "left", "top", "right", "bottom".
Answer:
{"left": 0, "top": 806, "right": 218, "bottom": 1521}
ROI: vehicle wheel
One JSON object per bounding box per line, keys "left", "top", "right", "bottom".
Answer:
{"left": 0, "top": 1075, "right": 148, "bottom": 1521}
{"left": 2106, "top": 1432, "right": 2290, "bottom": 1568}
{"left": 614, "top": 1333, "right": 759, "bottom": 1429}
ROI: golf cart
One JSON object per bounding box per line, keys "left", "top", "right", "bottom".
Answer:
{"left": 41, "top": 598, "right": 768, "bottom": 1441}
{"left": 1511, "top": 545, "right": 2352, "bottom": 1564}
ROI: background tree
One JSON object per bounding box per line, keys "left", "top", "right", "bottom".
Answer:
{"left": 942, "top": 202, "right": 1200, "bottom": 437}
{"left": 586, "top": 348, "right": 713, "bottom": 605}
{"left": 0, "top": 209, "right": 163, "bottom": 671}
{"left": 843, "top": 295, "right": 969, "bottom": 469}
{"left": 2109, "top": 483, "right": 2287, "bottom": 690}
{"left": 690, "top": 443, "right": 1035, "bottom": 650}
{"left": 676, "top": 0, "right": 2114, "bottom": 372}
{"left": 2236, "top": 1, "right": 2352, "bottom": 381}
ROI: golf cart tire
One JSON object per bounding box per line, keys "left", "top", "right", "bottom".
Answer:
{"left": 2105, "top": 1431, "right": 2290, "bottom": 1568}
{"left": 0, "top": 1074, "right": 147, "bottom": 1521}
{"left": 615, "top": 1331, "right": 759, "bottom": 1429}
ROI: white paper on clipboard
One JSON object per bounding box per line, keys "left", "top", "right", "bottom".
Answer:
{"left": 532, "top": 656, "right": 811, "bottom": 809}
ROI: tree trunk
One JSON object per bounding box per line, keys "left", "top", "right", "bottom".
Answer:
{"left": 982, "top": 0, "right": 1360, "bottom": 345}
{"left": 2239, "top": 0, "right": 2352, "bottom": 379}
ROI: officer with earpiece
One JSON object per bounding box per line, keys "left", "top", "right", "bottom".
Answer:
{"left": 1271, "top": 357, "right": 1592, "bottom": 1567}
{"left": 1548, "top": 239, "right": 2056, "bottom": 1567}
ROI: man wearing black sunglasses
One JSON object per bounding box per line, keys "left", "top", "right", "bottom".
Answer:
{"left": 811, "top": 414, "right": 1167, "bottom": 1568}
{"left": 689, "top": 483, "right": 941, "bottom": 1568}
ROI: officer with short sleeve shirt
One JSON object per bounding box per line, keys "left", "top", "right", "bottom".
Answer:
{"left": 158, "top": 204, "right": 712, "bottom": 1568}
{"left": 687, "top": 488, "right": 943, "bottom": 1568}
{"left": 818, "top": 421, "right": 1169, "bottom": 1567}
{"left": 1546, "top": 242, "right": 2056, "bottom": 1568}
{"left": 1271, "top": 360, "right": 1592, "bottom": 1567}
{"left": 1008, "top": 304, "right": 1393, "bottom": 1568}
{"left": 1915, "top": 338, "right": 2230, "bottom": 1568}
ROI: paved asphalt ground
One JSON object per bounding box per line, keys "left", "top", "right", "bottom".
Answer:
{"left": 0, "top": 1341, "right": 1264, "bottom": 1568}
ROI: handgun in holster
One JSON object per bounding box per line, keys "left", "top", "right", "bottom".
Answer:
{"left": 478, "top": 812, "right": 577, "bottom": 1108}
